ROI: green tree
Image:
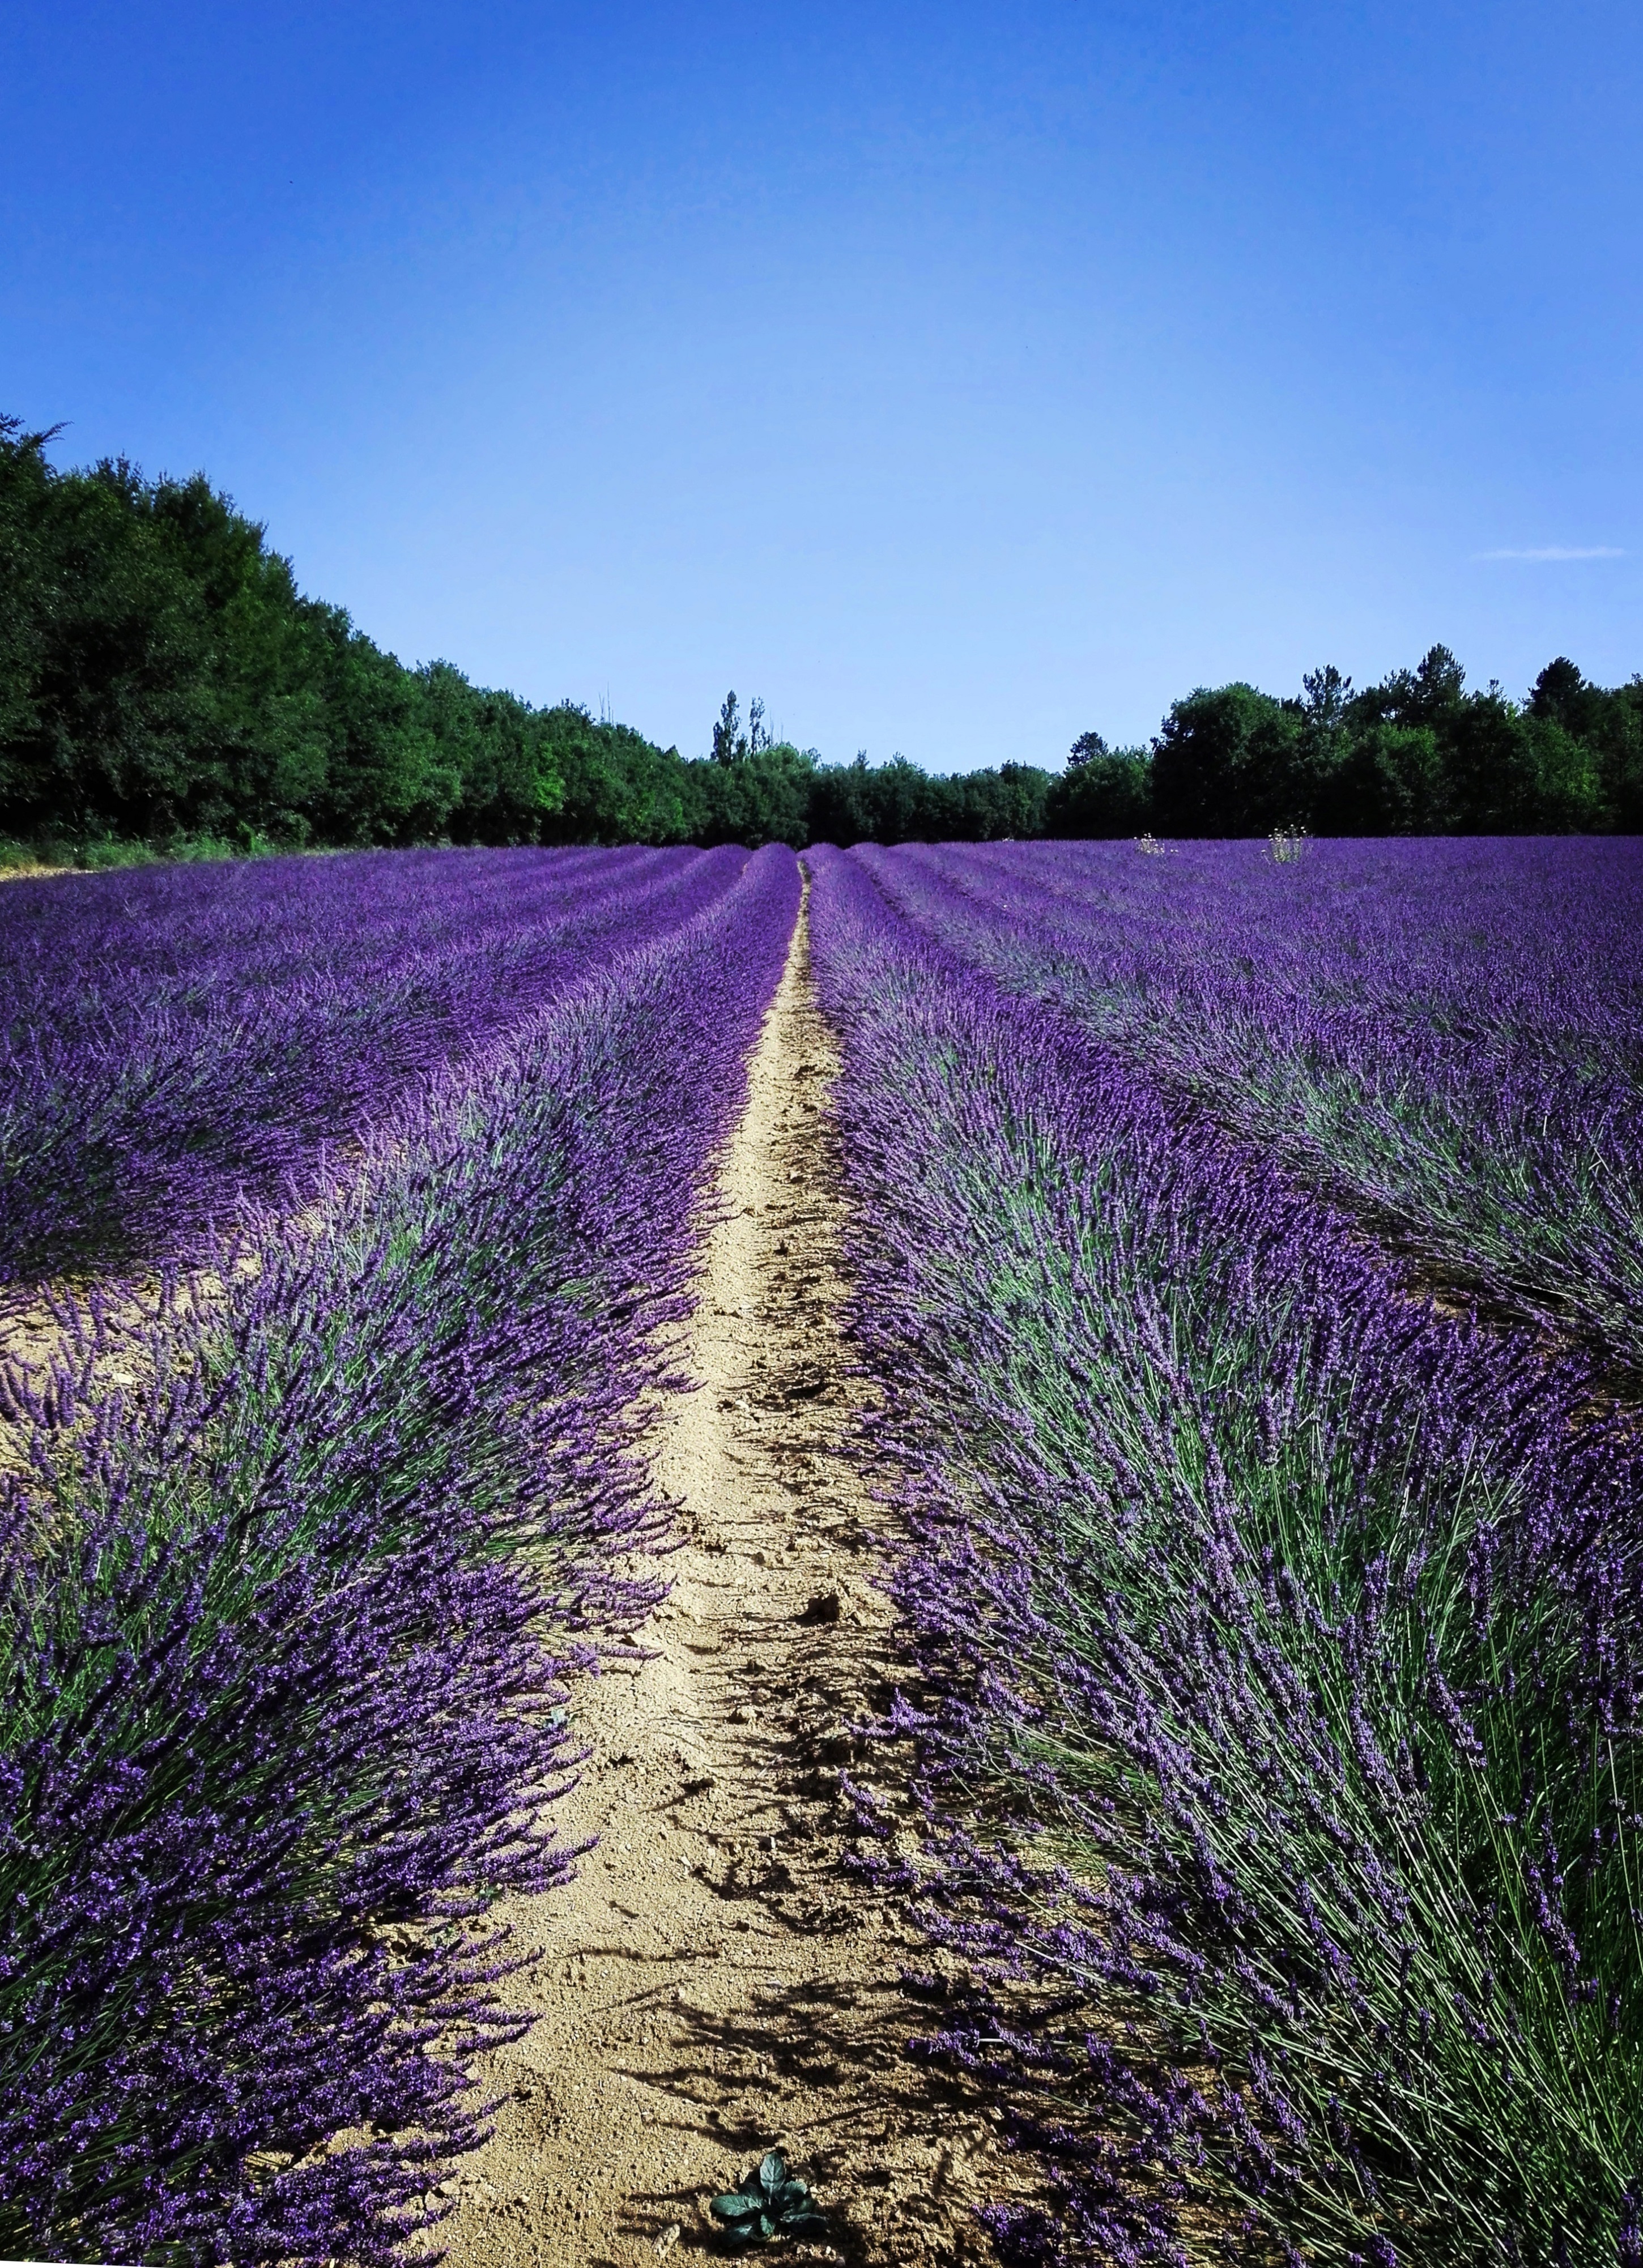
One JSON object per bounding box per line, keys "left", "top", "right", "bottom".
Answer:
{"left": 1048, "top": 744, "right": 1153, "bottom": 836}
{"left": 1151, "top": 683, "right": 1303, "bottom": 835}
{"left": 683, "top": 740, "right": 816, "bottom": 846}
{"left": 1530, "top": 658, "right": 1642, "bottom": 830}
{"left": 1316, "top": 721, "right": 1446, "bottom": 833}
{"left": 539, "top": 706, "right": 688, "bottom": 845}
{"left": 1590, "top": 680, "right": 1643, "bottom": 830}
{"left": 0, "top": 452, "right": 216, "bottom": 835}
{"left": 712, "top": 690, "right": 746, "bottom": 767}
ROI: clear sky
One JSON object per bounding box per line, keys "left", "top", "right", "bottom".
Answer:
{"left": 3, "top": 1, "right": 1638, "bottom": 769}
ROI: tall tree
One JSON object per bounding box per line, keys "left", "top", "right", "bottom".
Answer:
{"left": 1151, "top": 683, "right": 1303, "bottom": 835}
{"left": 712, "top": 690, "right": 746, "bottom": 767}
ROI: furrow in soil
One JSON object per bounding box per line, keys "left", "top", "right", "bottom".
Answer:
{"left": 439, "top": 886, "right": 1024, "bottom": 2268}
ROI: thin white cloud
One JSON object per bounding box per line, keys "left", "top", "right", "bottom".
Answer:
{"left": 1474, "top": 544, "right": 1624, "bottom": 561}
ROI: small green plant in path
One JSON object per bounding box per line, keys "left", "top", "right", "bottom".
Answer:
{"left": 710, "top": 2152, "right": 828, "bottom": 2248}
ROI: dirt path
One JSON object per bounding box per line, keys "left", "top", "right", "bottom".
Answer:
{"left": 440, "top": 888, "right": 1023, "bottom": 2267}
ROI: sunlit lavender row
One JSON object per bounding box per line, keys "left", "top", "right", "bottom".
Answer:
{"left": 0, "top": 846, "right": 799, "bottom": 2259}
{"left": 808, "top": 839, "right": 1643, "bottom": 2267}
{"left": 861, "top": 837, "right": 1643, "bottom": 1362}
{"left": 0, "top": 845, "right": 733, "bottom": 1291}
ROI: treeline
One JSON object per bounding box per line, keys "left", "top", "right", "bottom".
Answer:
{"left": 2, "top": 416, "right": 1638, "bottom": 853}
{"left": 709, "top": 646, "right": 1643, "bottom": 842}
{"left": 1062, "top": 654, "right": 1643, "bottom": 839}
{"left": 0, "top": 416, "right": 640, "bottom": 851}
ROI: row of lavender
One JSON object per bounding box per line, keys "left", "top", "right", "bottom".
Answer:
{"left": 807, "top": 842, "right": 1643, "bottom": 2266}
{"left": 0, "top": 846, "right": 801, "bottom": 2261}
{"left": 0, "top": 845, "right": 725, "bottom": 1290}
{"left": 859, "top": 838, "right": 1643, "bottom": 1364}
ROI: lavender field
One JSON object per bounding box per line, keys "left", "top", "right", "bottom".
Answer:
{"left": 2, "top": 835, "right": 1640, "bottom": 2266}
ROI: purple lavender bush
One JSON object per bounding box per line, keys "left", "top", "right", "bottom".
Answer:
{"left": 0, "top": 844, "right": 726, "bottom": 1294}
{"left": 856, "top": 837, "right": 1643, "bottom": 1366}
{"left": 0, "top": 845, "right": 801, "bottom": 2261}
{"left": 808, "top": 842, "right": 1643, "bottom": 2267}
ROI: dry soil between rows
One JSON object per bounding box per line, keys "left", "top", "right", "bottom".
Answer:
{"left": 439, "top": 889, "right": 1030, "bottom": 2268}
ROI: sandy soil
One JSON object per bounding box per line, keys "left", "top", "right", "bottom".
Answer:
{"left": 437, "top": 889, "right": 1030, "bottom": 2267}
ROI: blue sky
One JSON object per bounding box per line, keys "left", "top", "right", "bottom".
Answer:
{"left": 3, "top": 1, "right": 1638, "bottom": 768}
